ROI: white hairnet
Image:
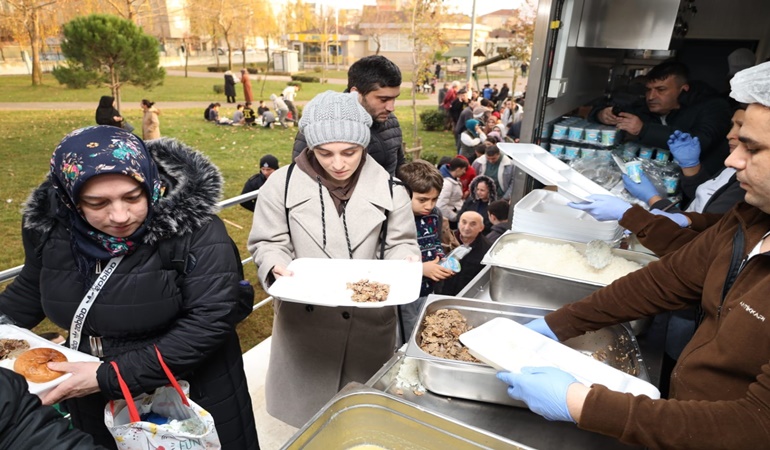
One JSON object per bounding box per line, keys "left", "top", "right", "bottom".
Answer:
{"left": 728, "top": 48, "right": 755, "bottom": 76}
{"left": 730, "top": 61, "right": 770, "bottom": 107}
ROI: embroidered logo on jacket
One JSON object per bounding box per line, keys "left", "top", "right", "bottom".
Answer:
{"left": 739, "top": 301, "right": 766, "bottom": 322}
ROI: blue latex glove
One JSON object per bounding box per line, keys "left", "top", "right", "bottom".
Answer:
{"left": 524, "top": 318, "right": 559, "bottom": 341}
{"left": 622, "top": 173, "right": 659, "bottom": 203}
{"left": 568, "top": 194, "right": 631, "bottom": 222}
{"left": 497, "top": 367, "right": 578, "bottom": 422}
{"left": 650, "top": 209, "right": 690, "bottom": 228}
{"left": 667, "top": 130, "right": 701, "bottom": 168}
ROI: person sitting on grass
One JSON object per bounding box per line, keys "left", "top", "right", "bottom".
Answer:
{"left": 207, "top": 103, "right": 233, "bottom": 125}
{"left": 232, "top": 103, "right": 245, "bottom": 125}
{"left": 243, "top": 102, "right": 257, "bottom": 126}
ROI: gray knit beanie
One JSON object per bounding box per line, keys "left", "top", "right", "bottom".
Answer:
{"left": 299, "top": 91, "right": 372, "bottom": 149}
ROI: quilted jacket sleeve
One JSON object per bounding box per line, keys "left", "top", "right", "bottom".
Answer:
{"left": 95, "top": 217, "right": 244, "bottom": 398}
{"left": 0, "top": 224, "right": 47, "bottom": 329}
{"left": 0, "top": 368, "right": 107, "bottom": 449}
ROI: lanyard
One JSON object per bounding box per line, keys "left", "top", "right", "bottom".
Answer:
{"left": 69, "top": 256, "right": 124, "bottom": 352}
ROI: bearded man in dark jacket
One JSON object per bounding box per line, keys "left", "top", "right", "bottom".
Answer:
{"left": 593, "top": 60, "right": 731, "bottom": 178}
{"left": 292, "top": 55, "right": 404, "bottom": 176}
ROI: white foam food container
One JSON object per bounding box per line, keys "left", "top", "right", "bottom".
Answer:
{"left": 460, "top": 317, "right": 661, "bottom": 399}
{"left": 498, "top": 143, "right": 614, "bottom": 202}
{"left": 268, "top": 258, "right": 423, "bottom": 308}
{"left": 0, "top": 324, "right": 100, "bottom": 396}
{"left": 512, "top": 190, "right": 623, "bottom": 243}
{"left": 514, "top": 190, "right": 620, "bottom": 231}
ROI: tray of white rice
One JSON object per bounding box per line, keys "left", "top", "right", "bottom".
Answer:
{"left": 482, "top": 232, "right": 657, "bottom": 286}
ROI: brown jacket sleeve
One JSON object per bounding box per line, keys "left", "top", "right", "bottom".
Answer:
{"left": 619, "top": 205, "right": 724, "bottom": 257}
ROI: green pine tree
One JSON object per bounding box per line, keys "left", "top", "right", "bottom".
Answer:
{"left": 52, "top": 14, "right": 166, "bottom": 110}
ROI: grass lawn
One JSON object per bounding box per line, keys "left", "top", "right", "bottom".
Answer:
{"left": 0, "top": 105, "right": 456, "bottom": 350}
{"left": 0, "top": 73, "right": 429, "bottom": 104}
{"left": 0, "top": 74, "right": 337, "bottom": 104}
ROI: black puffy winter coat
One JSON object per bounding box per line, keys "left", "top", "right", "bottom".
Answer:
{"left": 292, "top": 112, "right": 405, "bottom": 176}
{"left": 0, "top": 368, "right": 106, "bottom": 449}
{"left": 94, "top": 96, "right": 122, "bottom": 128}
{"left": 0, "top": 138, "right": 258, "bottom": 450}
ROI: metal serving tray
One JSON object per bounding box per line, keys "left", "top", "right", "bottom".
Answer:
{"left": 282, "top": 384, "right": 532, "bottom": 449}
{"left": 482, "top": 232, "right": 659, "bottom": 291}
{"left": 404, "top": 296, "right": 650, "bottom": 407}
{"left": 477, "top": 232, "right": 658, "bottom": 334}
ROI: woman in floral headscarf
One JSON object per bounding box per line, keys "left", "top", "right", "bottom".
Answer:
{"left": 0, "top": 126, "right": 258, "bottom": 449}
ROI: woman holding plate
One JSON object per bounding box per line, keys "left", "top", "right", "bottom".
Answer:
{"left": 248, "top": 90, "right": 420, "bottom": 428}
{"left": 0, "top": 126, "right": 258, "bottom": 449}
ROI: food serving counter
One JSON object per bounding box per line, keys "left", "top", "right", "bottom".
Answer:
{"left": 358, "top": 266, "right": 666, "bottom": 450}
{"left": 458, "top": 265, "right": 665, "bottom": 388}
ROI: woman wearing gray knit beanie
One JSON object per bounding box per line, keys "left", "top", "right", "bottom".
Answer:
{"left": 247, "top": 90, "right": 421, "bottom": 428}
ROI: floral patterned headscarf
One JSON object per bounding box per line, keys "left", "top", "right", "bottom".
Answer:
{"left": 50, "top": 126, "right": 164, "bottom": 265}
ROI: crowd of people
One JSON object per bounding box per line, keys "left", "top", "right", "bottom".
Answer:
{"left": 4, "top": 52, "right": 770, "bottom": 450}
{"left": 203, "top": 82, "right": 300, "bottom": 128}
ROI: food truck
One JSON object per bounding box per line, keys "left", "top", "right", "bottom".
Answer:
{"left": 278, "top": 1, "right": 770, "bottom": 448}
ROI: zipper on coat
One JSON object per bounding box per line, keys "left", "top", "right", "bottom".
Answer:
{"left": 95, "top": 260, "right": 102, "bottom": 274}
{"left": 712, "top": 227, "right": 745, "bottom": 322}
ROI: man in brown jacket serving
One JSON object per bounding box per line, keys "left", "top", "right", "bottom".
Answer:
{"left": 497, "top": 62, "right": 770, "bottom": 449}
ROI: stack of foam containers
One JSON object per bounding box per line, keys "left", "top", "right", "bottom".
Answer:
{"left": 498, "top": 143, "right": 625, "bottom": 244}
{"left": 512, "top": 189, "right": 624, "bottom": 244}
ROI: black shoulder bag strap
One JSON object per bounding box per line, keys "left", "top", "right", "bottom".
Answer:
{"left": 285, "top": 162, "right": 296, "bottom": 239}
{"left": 158, "top": 233, "right": 196, "bottom": 276}
{"left": 379, "top": 175, "right": 410, "bottom": 260}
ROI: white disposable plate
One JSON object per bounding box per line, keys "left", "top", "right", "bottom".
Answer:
{"left": 498, "top": 143, "right": 613, "bottom": 202}
{"left": 268, "top": 258, "right": 423, "bottom": 308}
{"left": 460, "top": 317, "right": 660, "bottom": 399}
{"left": 0, "top": 324, "right": 100, "bottom": 396}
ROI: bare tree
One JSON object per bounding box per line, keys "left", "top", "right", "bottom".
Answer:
{"left": 281, "top": 0, "right": 315, "bottom": 34}
{"left": 406, "top": 0, "right": 447, "bottom": 143}
{"left": 1, "top": 0, "right": 60, "bottom": 86}
{"left": 102, "top": 0, "right": 148, "bottom": 22}
{"left": 359, "top": 6, "right": 390, "bottom": 55}
{"left": 251, "top": 0, "right": 279, "bottom": 95}
{"left": 188, "top": 0, "right": 251, "bottom": 70}
{"left": 505, "top": 6, "right": 536, "bottom": 94}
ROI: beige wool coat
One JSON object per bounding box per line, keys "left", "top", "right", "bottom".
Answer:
{"left": 142, "top": 107, "right": 160, "bottom": 140}
{"left": 247, "top": 157, "right": 420, "bottom": 427}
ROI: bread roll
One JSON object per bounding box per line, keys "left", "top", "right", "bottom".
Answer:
{"left": 13, "top": 347, "right": 67, "bottom": 383}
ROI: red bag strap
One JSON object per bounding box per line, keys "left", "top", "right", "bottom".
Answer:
{"left": 110, "top": 361, "right": 140, "bottom": 422}
{"left": 153, "top": 345, "right": 189, "bottom": 406}
{"left": 109, "top": 345, "right": 190, "bottom": 423}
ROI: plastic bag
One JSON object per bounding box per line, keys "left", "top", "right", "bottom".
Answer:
{"left": 104, "top": 346, "right": 220, "bottom": 450}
